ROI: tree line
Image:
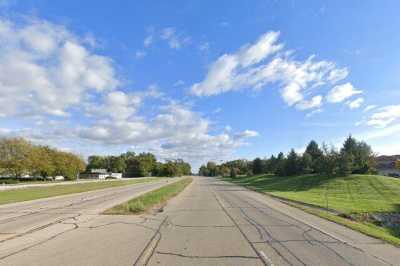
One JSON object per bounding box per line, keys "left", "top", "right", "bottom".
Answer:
{"left": 199, "top": 136, "right": 376, "bottom": 178}
{"left": 0, "top": 138, "right": 85, "bottom": 180}
{"left": 0, "top": 137, "right": 192, "bottom": 180}
{"left": 86, "top": 152, "right": 191, "bottom": 177}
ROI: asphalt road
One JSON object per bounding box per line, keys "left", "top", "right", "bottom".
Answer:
{"left": 0, "top": 176, "right": 399, "bottom": 266}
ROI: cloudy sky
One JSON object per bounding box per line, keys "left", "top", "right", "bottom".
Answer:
{"left": 0, "top": 1, "right": 399, "bottom": 169}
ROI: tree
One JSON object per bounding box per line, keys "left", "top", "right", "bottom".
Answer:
{"left": 230, "top": 167, "right": 237, "bottom": 178}
{"left": 275, "top": 152, "right": 286, "bottom": 176}
{"left": 265, "top": 155, "right": 277, "bottom": 173}
{"left": 206, "top": 162, "right": 218, "bottom": 176}
{"left": 320, "top": 144, "right": 340, "bottom": 176}
{"left": 338, "top": 151, "right": 354, "bottom": 176}
{"left": 396, "top": 159, "right": 400, "bottom": 170}
{"left": 252, "top": 158, "right": 264, "bottom": 175}
{"left": 285, "top": 149, "right": 300, "bottom": 176}
{"left": 305, "top": 140, "right": 323, "bottom": 161}
{"left": 87, "top": 156, "right": 106, "bottom": 171}
{"left": 340, "top": 135, "right": 375, "bottom": 174}
{"left": 0, "top": 138, "right": 33, "bottom": 177}
{"left": 30, "top": 146, "right": 56, "bottom": 177}
{"left": 125, "top": 153, "right": 157, "bottom": 177}
{"left": 53, "top": 151, "right": 85, "bottom": 180}
{"left": 199, "top": 165, "right": 209, "bottom": 176}
{"left": 300, "top": 152, "right": 313, "bottom": 174}
{"left": 110, "top": 156, "right": 126, "bottom": 173}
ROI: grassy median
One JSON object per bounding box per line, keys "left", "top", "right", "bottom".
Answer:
{"left": 104, "top": 177, "right": 192, "bottom": 215}
{"left": 223, "top": 174, "right": 400, "bottom": 246}
{"left": 0, "top": 178, "right": 160, "bottom": 205}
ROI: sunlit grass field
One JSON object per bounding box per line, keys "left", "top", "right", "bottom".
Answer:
{"left": 225, "top": 174, "right": 400, "bottom": 214}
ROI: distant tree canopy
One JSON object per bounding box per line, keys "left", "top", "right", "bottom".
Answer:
{"left": 86, "top": 152, "right": 191, "bottom": 177}
{"left": 0, "top": 138, "right": 85, "bottom": 180}
{"left": 199, "top": 135, "right": 376, "bottom": 178}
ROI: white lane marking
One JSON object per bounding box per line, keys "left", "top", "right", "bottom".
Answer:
{"left": 258, "top": 250, "right": 274, "bottom": 266}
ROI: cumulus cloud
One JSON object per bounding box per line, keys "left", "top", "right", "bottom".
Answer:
{"left": 296, "top": 95, "right": 323, "bottom": 110}
{"left": 326, "top": 82, "right": 362, "bottom": 103}
{"left": 0, "top": 17, "right": 258, "bottom": 169}
{"left": 327, "top": 67, "right": 349, "bottom": 83}
{"left": 367, "top": 105, "right": 400, "bottom": 128}
{"left": 0, "top": 18, "right": 118, "bottom": 118}
{"left": 347, "top": 97, "right": 364, "bottom": 109}
{"left": 190, "top": 31, "right": 348, "bottom": 110}
{"left": 78, "top": 103, "right": 258, "bottom": 165}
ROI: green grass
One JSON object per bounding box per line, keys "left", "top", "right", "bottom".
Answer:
{"left": 224, "top": 174, "right": 400, "bottom": 214}
{"left": 291, "top": 203, "right": 400, "bottom": 246}
{"left": 223, "top": 174, "right": 400, "bottom": 246}
{"left": 0, "top": 178, "right": 161, "bottom": 205}
{"left": 104, "top": 177, "right": 192, "bottom": 214}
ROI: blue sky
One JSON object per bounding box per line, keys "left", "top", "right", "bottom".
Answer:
{"left": 0, "top": 0, "right": 399, "bottom": 169}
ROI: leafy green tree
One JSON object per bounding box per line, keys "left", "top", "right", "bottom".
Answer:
{"left": 0, "top": 138, "right": 34, "bottom": 177}
{"left": 87, "top": 156, "right": 106, "bottom": 171}
{"left": 305, "top": 140, "right": 323, "bottom": 161}
{"left": 275, "top": 152, "right": 287, "bottom": 176}
{"left": 338, "top": 151, "right": 354, "bottom": 176}
{"left": 206, "top": 161, "right": 218, "bottom": 176}
{"left": 340, "top": 135, "right": 375, "bottom": 174}
{"left": 252, "top": 158, "right": 264, "bottom": 174}
{"left": 230, "top": 167, "right": 237, "bottom": 178}
{"left": 110, "top": 156, "right": 126, "bottom": 173}
{"left": 320, "top": 144, "right": 340, "bottom": 176}
{"left": 30, "top": 146, "right": 56, "bottom": 177}
{"left": 300, "top": 152, "right": 313, "bottom": 174}
{"left": 284, "top": 149, "right": 300, "bottom": 176}
{"left": 199, "top": 165, "right": 209, "bottom": 176}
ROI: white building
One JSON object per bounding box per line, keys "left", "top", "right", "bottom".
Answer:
{"left": 81, "top": 169, "right": 122, "bottom": 179}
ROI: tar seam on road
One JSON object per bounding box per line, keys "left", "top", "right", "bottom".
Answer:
{"left": 156, "top": 251, "right": 259, "bottom": 260}
{"left": 133, "top": 215, "right": 168, "bottom": 266}
{"left": 211, "top": 189, "right": 270, "bottom": 266}
{"left": 220, "top": 180, "right": 394, "bottom": 266}
{"left": 0, "top": 214, "right": 81, "bottom": 261}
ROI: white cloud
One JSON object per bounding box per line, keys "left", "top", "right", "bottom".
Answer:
{"left": 326, "top": 82, "right": 362, "bottom": 103}
{"left": 356, "top": 123, "right": 400, "bottom": 155}
{"left": 234, "top": 130, "right": 259, "bottom": 138}
{"left": 190, "top": 31, "right": 347, "bottom": 110}
{"left": 0, "top": 18, "right": 118, "bottom": 118}
{"left": 364, "top": 105, "right": 377, "bottom": 112}
{"left": 135, "top": 50, "right": 146, "bottom": 59}
{"left": 347, "top": 97, "right": 364, "bottom": 109}
{"left": 143, "top": 35, "right": 153, "bottom": 47}
{"left": 78, "top": 103, "right": 258, "bottom": 166}
{"left": 306, "top": 108, "right": 323, "bottom": 118}
{"left": 160, "top": 27, "right": 190, "bottom": 50}
{"left": 367, "top": 105, "right": 400, "bottom": 128}
{"left": 327, "top": 67, "right": 349, "bottom": 83}
{"left": 199, "top": 42, "right": 210, "bottom": 51}
{"left": 0, "top": 17, "right": 261, "bottom": 169}
{"left": 296, "top": 95, "right": 323, "bottom": 110}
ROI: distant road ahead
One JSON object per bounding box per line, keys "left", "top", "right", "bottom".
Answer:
{"left": 0, "top": 177, "right": 399, "bottom": 266}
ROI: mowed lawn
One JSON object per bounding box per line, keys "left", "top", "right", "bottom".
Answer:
{"left": 225, "top": 174, "right": 400, "bottom": 214}
{"left": 105, "top": 177, "right": 192, "bottom": 214}
{"left": 0, "top": 178, "right": 161, "bottom": 205}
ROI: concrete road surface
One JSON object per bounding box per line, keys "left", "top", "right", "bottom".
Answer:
{"left": 0, "top": 177, "right": 399, "bottom": 266}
